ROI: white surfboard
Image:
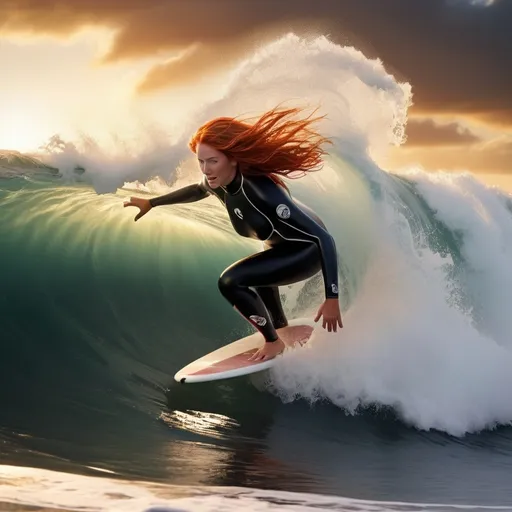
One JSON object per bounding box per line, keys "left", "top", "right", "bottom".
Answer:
{"left": 174, "top": 318, "right": 316, "bottom": 384}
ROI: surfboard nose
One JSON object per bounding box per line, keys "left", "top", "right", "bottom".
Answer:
{"left": 173, "top": 318, "right": 316, "bottom": 384}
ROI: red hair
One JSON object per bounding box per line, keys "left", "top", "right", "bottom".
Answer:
{"left": 188, "top": 106, "right": 332, "bottom": 189}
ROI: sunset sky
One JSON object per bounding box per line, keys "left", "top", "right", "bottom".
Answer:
{"left": 1, "top": 0, "right": 511, "bottom": 189}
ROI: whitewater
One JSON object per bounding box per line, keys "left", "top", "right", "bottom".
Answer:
{"left": 2, "top": 34, "right": 512, "bottom": 511}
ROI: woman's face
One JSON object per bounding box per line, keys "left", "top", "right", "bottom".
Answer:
{"left": 196, "top": 142, "right": 237, "bottom": 189}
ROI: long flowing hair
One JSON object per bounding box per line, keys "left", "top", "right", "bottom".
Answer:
{"left": 188, "top": 106, "right": 332, "bottom": 189}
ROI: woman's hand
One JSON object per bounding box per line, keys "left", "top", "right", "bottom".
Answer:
{"left": 315, "top": 298, "right": 343, "bottom": 332}
{"left": 249, "top": 337, "right": 286, "bottom": 362}
{"left": 123, "top": 196, "right": 152, "bottom": 222}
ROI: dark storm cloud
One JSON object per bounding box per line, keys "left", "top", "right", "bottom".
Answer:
{"left": 2, "top": 0, "right": 511, "bottom": 124}
{"left": 404, "top": 119, "right": 482, "bottom": 147}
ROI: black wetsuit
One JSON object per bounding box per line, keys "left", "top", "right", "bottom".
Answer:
{"left": 149, "top": 169, "right": 339, "bottom": 342}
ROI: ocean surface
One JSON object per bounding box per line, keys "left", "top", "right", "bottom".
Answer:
{"left": 2, "top": 35, "right": 512, "bottom": 512}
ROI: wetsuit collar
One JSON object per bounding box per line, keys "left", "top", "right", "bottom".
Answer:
{"left": 224, "top": 166, "right": 243, "bottom": 195}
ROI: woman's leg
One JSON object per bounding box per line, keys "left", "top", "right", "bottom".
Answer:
{"left": 255, "top": 286, "right": 288, "bottom": 330}
{"left": 218, "top": 242, "right": 321, "bottom": 341}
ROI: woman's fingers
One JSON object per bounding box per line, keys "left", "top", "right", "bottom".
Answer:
{"left": 249, "top": 349, "right": 262, "bottom": 361}
{"left": 322, "top": 316, "right": 343, "bottom": 332}
{"left": 124, "top": 197, "right": 142, "bottom": 208}
{"left": 123, "top": 197, "right": 150, "bottom": 221}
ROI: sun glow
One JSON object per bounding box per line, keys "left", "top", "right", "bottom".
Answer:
{"left": 0, "top": 29, "right": 201, "bottom": 155}
{"left": 0, "top": 105, "right": 50, "bottom": 152}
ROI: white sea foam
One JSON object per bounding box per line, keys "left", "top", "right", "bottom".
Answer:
{"left": 1, "top": 465, "right": 509, "bottom": 512}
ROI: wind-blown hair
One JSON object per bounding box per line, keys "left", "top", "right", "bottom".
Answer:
{"left": 188, "top": 106, "right": 332, "bottom": 188}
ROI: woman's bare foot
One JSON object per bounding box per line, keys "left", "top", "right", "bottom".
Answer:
{"left": 249, "top": 337, "right": 286, "bottom": 361}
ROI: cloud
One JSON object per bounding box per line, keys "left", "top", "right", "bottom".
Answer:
{"left": 2, "top": 0, "right": 512, "bottom": 126}
{"left": 396, "top": 117, "right": 512, "bottom": 174}
{"left": 390, "top": 135, "right": 512, "bottom": 174}
{"left": 0, "top": 2, "right": 125, "bottom": 36}
{"left": 460, "top": 0, "right": 496, "bottom": 6}
{"left": 404, "top": 119, "right": 482, "bottom": 147}
{"left": 135, "top": 42, "right": 239, "bottom": 94}
{"left": 445, "top": 0, "right": 497, "bottom": 6}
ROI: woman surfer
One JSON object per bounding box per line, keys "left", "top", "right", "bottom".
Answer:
{"left": 124, "top": 107, "right": 343, "bottom": 361}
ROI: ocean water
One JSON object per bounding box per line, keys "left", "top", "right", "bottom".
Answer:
{"left": 2, "top": 34, "right": 512, "bottom": 511}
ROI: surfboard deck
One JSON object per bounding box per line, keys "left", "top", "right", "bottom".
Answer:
{"left": 174, "top": 318, "right": 315, "bottom": 384}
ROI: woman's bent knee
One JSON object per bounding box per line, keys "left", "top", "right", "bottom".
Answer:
{"left": 218, "top": 270, "right": 237, "bottom": 296}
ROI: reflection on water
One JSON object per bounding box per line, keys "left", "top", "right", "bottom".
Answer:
{"left": 160, "top": 410, "right": 240, "bottom": 440}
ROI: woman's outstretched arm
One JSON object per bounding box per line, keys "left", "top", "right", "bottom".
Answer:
{"left": 124, "top": 180, "right": 210, "bottom": 221}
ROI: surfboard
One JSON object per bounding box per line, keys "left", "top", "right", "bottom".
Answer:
{"left": 174, "top": 318, "right": 315, "bottom": 384}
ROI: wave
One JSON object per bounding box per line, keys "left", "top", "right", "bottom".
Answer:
{"left": 2, "top": 33, "right": 512, "bottom": 463}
